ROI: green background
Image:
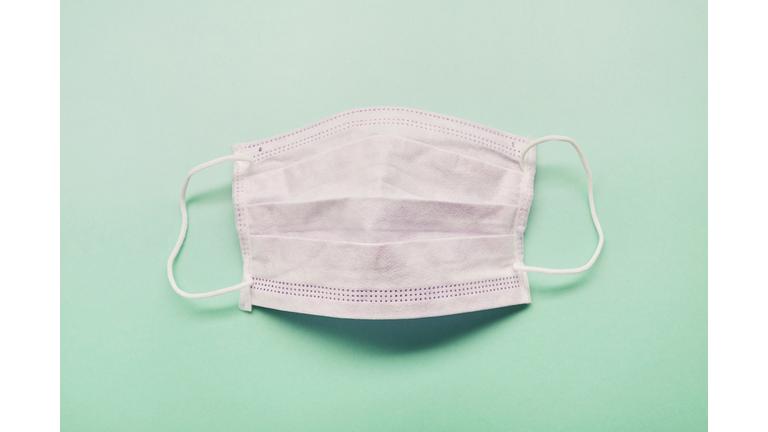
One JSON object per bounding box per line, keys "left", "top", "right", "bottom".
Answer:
{"left": 61, "top": 1, "right": 707, "bottom": 430}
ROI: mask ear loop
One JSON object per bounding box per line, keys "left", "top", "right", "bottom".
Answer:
{"left": 167, "top": 155, "right": 254, "bottom": 298}
{"left": 512, "top": 136, "right": 604, "bottom": 275}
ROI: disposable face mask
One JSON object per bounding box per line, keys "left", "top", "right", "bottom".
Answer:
{"left": 167, "top": 107, "right": 603, "bottom": 319}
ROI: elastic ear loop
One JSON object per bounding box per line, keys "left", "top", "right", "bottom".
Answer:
{"left": 512, "top": 136, "right": 604, "bottom": 275}
{"left": 167, "top": 155, "right": 254, "bottom": 299}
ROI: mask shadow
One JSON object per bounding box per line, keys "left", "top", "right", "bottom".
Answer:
{"left": 257, "top": 303, "right": 529, "bottom": 353}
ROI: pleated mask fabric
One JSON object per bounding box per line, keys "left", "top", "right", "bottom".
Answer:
{"left": 167, "top": 107, "right": 604, "bottom": 319}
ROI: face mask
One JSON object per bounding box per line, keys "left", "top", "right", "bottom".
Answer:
{"left": 167, "top": 107, "right": 603, "bottom": 319}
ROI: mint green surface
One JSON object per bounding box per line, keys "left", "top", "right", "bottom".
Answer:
{"left": 62, "top": 1, "right": 706, "bottom": 430}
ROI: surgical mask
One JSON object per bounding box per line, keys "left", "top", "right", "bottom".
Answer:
{"left": 167, "top": 107, "right": 603, "bottom": 319}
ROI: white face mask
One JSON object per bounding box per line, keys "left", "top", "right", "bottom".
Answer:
{"left": 167, "top": 107, "right": 603, "bottom": 319}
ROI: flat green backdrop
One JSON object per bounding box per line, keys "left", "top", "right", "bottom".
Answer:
{"left": 62, "top": 1, "right": 707, "bottom": 430}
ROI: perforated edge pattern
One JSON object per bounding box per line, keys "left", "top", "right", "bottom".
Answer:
{"left": 234, "top": 107, "right": 527, "bottom": 163}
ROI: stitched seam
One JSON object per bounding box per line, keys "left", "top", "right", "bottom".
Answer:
{"left": 238, "top": 110, "right": 523, "bottom": 163}
{"left": 234, "top": 161, "right": 252, "bottom": 292}
{"left": 513, "top": 143, "right": 528, "bottom": 263}
{"left": 250, "top": 276, "right": 520, "bottom": 303}
{"left": 260, "top": 118, "right": 521, "bottom": 160}
{"left": 246, "top": 119, "right": 520, "bottom": 161}
{"left": 236, "top": 108, "right": 524, "bottom": 153}
{"left": 513, "top": 141, "right": 536, "bottom": 265}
